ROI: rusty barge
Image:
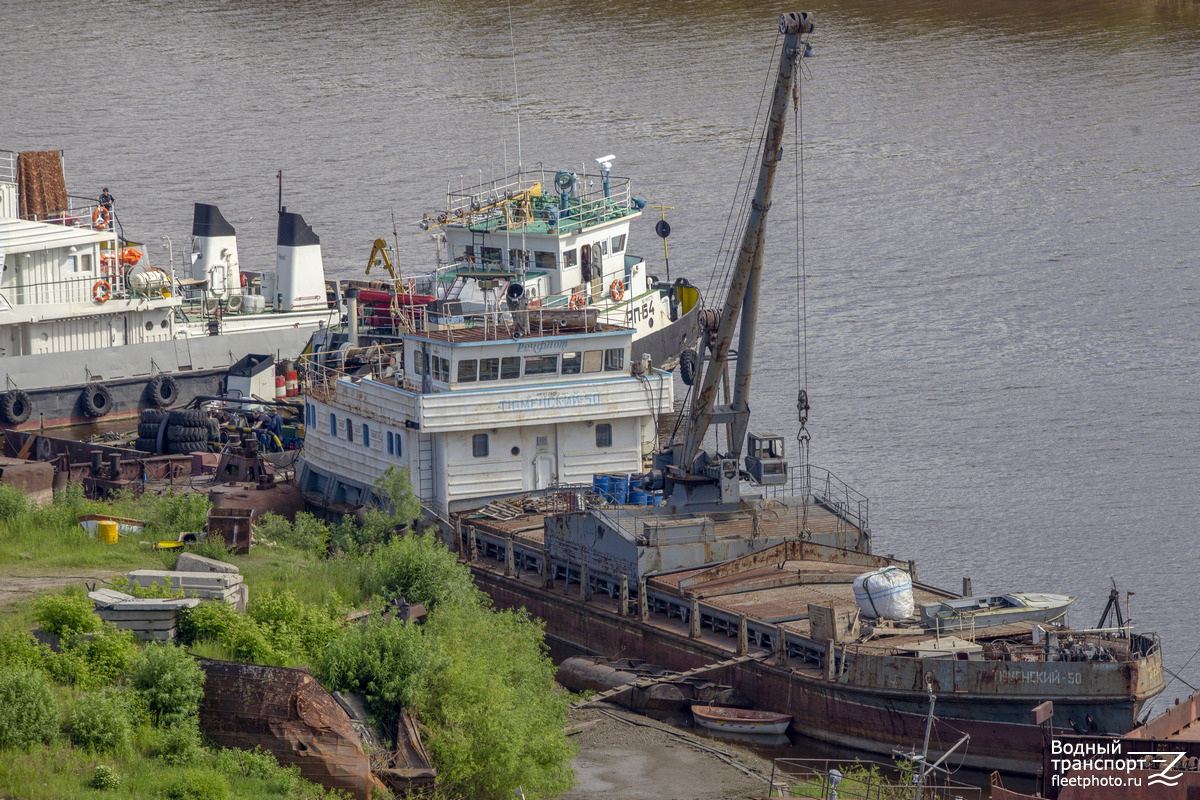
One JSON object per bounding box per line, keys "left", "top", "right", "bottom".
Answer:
{"left": 291, "top": 12, "right": 1166, "bottom": 777}
{"left": 443, "top": 13, "right": 1163, "bottom": 777}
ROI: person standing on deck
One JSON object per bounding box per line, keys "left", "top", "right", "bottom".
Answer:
{"left": 99, "top": 188, "right": 114, "bottom": 211}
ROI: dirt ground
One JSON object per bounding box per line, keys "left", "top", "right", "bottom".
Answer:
{"left": 0, "top": 572, "right": 111, "bottom": 608}
{"left": 563, "top": 706, "right": 781, "bottom": 800}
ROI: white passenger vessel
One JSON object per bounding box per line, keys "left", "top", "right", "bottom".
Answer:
{"left": 0, "top": 149, "right": 333, "bottom": 428}
{"left": 296, "top": 305, "right": 674, "bottom": 516}
{"left": 309, "top": 156, "right": 701, "bottom": 378}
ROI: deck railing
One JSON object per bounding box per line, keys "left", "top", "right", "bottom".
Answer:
{"left": 765, "top": 758, "right": 982, "bottom": 800}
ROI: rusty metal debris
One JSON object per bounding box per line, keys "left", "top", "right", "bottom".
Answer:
{"left": 197, "top": 658, "right": 435, "bottom": 799}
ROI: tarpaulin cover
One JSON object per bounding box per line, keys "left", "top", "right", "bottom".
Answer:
{"left": 17, "top": 150, "right": 67, "bottom": 219}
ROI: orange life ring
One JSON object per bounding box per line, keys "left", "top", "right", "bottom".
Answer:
{"left": 609, "top": 278, "right": 625, "bottom": 301}
{"left": 569, "top": 294, "right": 584, "bottom": 310}
{"left": 92, "top": 207, "right": 110, "bottom": 230}
{"left": 93, "top": 279, "right": 111, "bottom": 303}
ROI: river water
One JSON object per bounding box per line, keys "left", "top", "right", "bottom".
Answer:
{"left": 5, "top": 0, "right": 1200, "bottom": 777}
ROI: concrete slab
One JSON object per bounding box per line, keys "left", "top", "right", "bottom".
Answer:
{"left": 127, "top": 569, "right": 242, "bottom": 589}
{"left": 175, "top": 552, "right": 240, "bottom": 575}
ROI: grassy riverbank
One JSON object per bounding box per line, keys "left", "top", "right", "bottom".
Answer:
{"left": 0, "top": 471, "right": 575, "bottom": 800}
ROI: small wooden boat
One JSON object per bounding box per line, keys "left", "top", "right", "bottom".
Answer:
{"left": 691, "top": 705, "right": 791, "bottom": 735}
{"left": 919, "top": 592, "right": 1074, "bottom": 632}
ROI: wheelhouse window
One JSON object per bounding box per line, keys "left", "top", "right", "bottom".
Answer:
{"left": 563, "top": 249, "right": 577, "bottom": 268}
{"left": 479, "top": 358, "right": 499, "bottom": 381}
{"left": 387, "top": 431, "right": 394, "bottom": 455}
{"left": 346, "top": 419, "right": 354, "bottom": 442}
{"left": 611, "top": 234, "right": 626, "bottom": 253}
{"left": 603, "top": 348, "right": 625, "bottom": 372}
{"left": 362, "top": 424, "right": 369, "bottom": 447}
{"left": 330, "top": 413, "right": 337, "bottom": 436}
{"left": 472, "top": 433, "right": 489, "bottom": 458}
{"left": 562, "top": 352, "right": 582, "bottom": 375}
{"left": 583, "top": 350, "right": 603, "bottom": 373}
{"left": 500, "top": 356, "right": 521, "bottom": 380}
{"left": 596, "top": 423, "right": 612, "bottom": 448}
{"left": 535, "top": 251, "right": 557, "bottom": 270}
{"left": 457, "top": 359, "right": 478, "bottom": 383}
{"left": 524, "top": 355, "right": 559, "bottom": 376}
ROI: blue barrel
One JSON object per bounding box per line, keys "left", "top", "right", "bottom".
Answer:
{"left": 593, "top": 474, "right": 612, "bottom": 501}
{"left": 611, "top": 474, "right": 630, "bottom": 504}
{"left": 630, "top": 489, "right": 648, "bottom": 506}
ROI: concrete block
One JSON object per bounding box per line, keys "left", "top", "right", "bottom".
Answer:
{"left": 231, "top": 583, "right": 249, "bottom": 613}
{"left": 127, "top": 569, "right": 242, "bottom": 590}
{"left": 133, "top": 627, "right": 178, "bottom": 642}
{"left": 100, "top": 615, "right": 179, "bottom": 632}
{"left": 175, "top": 552, "right": 240, "bottom": 575}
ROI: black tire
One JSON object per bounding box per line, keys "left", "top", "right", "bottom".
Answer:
{"left": 146, "top": 374, "right": 179, "bottom": 408}
{"left": 679, "top": 348, "right": 698, "bottom": 386}
{"left": 0, "top": 390, "right": 32, "bottom": 424}
{"left": 166, "top": 424, "right": 206, "bottom": 442}
{"left": 167, "top": 439, "right": 208, "bottom": 455}
{"left": 137, "top": 422, "right": 163, "bottom": 438}
{"left": 134, "top": 437, "right": 160, "bottom": 453}
{"left": 168, "top": 409, "right": 206, "bottom": 427}
{"left": 140, "top": 408, "right": 169, "bottom": 424}
{"left": 81, "top": 384, "right": 112, "bottom": 418}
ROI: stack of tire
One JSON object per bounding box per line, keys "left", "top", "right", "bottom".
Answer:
{"left": 134, "top": 409, "right": 219, "bottom": 455}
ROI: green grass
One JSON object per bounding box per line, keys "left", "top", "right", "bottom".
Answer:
{"left": 0, "top": 737, "right": 340, "bottom": 799}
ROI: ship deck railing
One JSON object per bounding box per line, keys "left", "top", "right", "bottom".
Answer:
{"left": 766, "top": 757, "right": 982, "bottom": 800}
{"left": 763, "top": 461, "right": 870, "bottom": 534}
{"left": 3, "top": 269, "right": 131, "bottom": 307}
{"left": 426, "top": 167, "right": 638, "bottom": 236}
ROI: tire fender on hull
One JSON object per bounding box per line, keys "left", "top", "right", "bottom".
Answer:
{"left": 146, "top": 374, "right": 179, "bottom": 408}
{"left": 0, "top": 390, "right": 32, "bottom": 425}
{"left": 81, "top": 384, "right": 113, "bottom": 418}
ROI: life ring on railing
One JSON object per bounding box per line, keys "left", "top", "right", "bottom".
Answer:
{"left": 92, "top": 280, "right": 112, "bottom": 303}
{"left": 568, "top": 294, "right": 584, "bottom": 310}
{"left": 609, "top": 278, "right": 625, "bottom": 301}
{"left": 92, "top": 207, "right": 110, "bottom": 230}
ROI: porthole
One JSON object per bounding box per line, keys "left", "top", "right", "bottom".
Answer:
{"left": 511, "top": 446, "right": 520, "bottom": 456}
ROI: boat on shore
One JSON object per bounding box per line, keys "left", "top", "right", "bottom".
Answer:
{"left": 306, "top": 155, "right": 702, "bottom": 377}
{"left": 0, "top": 150, "right": 332, "bottom": 430}
{"left": 691, "top": 705, "right": 792, "bottom": 735}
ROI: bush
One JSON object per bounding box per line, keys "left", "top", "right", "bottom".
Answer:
{"left": 0, "top": 482, "right": 27, "bottom": 521}
{"left": 90, "top": 764, "right": 122, "bottom": 790}
{"left": 418, "top": 603, "right": 575, "bottom": 800}
{"left": 77, "top": 624, "right": 140, "bottom": 685}
{"left": 361, "top": 533, "right": 481, "bottom": 611}
{"left": 0, "top": 669, "right": 59, "bottom": 749}
{"left": 0, "top": 630, "right": 45, "bottom": 672}
{"left": 34, "top": 587, "right": 101, "bottom": 638}
{"left": 161, "top": 492, "right": 212, "bottom": 536}
{"left": 128, "top": 643, "right": 205, "bottom": 725}
{"left": 314, "top": 616, "right": 429, "bottom": 732}
{"left": 254, "top": 511, "right": 330, "bottom": 556}
{"left": 67, "top": 688, "right": 134, "bottom": 755}
{"left": 159, "top": 768, "right": 231, "bottom": 800}
{"left": 152, "top": 716, "right": 204, "bottom": 765}
{"left": 247, "top": 590, "right": 340, "bottom": 661}
{"left": 179, "top": 600, "right": 244, "bottom": 646}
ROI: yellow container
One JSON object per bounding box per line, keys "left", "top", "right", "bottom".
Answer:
{"left": 97, "top": 519, "right": 118, "bottom": 545}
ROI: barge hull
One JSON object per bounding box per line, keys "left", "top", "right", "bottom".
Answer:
{"left": 475, "top": 569, "right": 1150, "bottom": 776}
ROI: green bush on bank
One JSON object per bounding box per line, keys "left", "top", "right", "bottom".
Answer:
{"left": 128, "top": 642, "right": 205, "bottom": 725}
{"left": 66, "top": 686, "right": 137, "bottom": 755}
{"left": 0, "top": 669, "right": 59, "bottom": 749}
